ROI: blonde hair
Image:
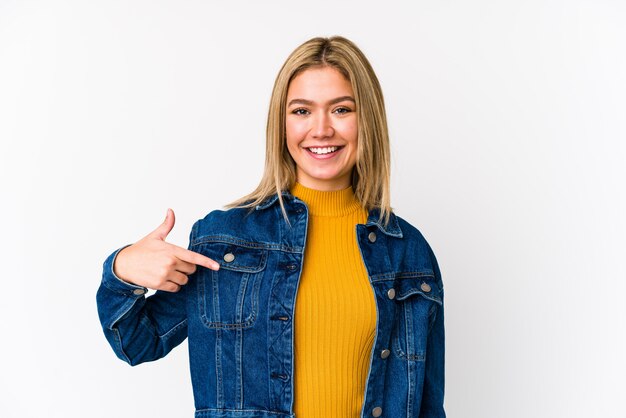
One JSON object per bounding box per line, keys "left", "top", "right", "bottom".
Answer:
{"left": 226, "top": 35, "right": 392, "bottom": 226}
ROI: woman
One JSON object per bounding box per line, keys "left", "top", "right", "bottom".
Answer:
{"left": 97, "top": 36, "right": 445, "bottom": 418}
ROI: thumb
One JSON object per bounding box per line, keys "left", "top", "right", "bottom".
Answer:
{"left": 149, "top": 208, "right": 175, "bottom": 240}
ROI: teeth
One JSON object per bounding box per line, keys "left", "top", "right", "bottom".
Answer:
{"left": 308, "top": 146, "right": 338, "bottom": 155}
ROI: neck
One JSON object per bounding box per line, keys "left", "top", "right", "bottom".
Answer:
{"left": 290, "top": 181, "right": 363, "bottom": 217}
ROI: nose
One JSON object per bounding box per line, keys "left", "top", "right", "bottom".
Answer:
{"left": 311, "top": 111, "right": 334, "bottom": 139}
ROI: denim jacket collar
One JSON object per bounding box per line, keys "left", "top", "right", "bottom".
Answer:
{"left": 255, "top": 190, "right": 403, "bottom": 239}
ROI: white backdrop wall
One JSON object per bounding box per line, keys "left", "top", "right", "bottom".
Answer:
{"left": 1, "top": 1, "right": 624, "bottom": 417}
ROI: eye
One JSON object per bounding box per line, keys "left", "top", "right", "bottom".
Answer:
{"left": 292, "top": 108, "right": 310, "bottom": 116}
{"left": 333, "top": 107, "right": 352, "bottom": 115}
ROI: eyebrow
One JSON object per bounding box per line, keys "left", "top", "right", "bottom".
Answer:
{"left": 287, "top": 96, "right": 356, "bottom": 107}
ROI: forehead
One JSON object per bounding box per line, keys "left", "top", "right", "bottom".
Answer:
{"left": 287, "top": 66, "right": 353, "bottom": 99}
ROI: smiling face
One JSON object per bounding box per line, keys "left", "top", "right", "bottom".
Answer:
{"left": 285, "top": 66, "right": 358, "bottom": 191}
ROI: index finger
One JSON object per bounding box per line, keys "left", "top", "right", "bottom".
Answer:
{"left": 173, "top": 246, "right": 220, "bottom": 271}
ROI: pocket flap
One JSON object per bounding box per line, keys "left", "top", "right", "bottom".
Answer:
{"left": 395, "top": 275, "right": 442, "bottom": 305}
{"left": 196, "top": 242, "right": 267, "bottom": 273}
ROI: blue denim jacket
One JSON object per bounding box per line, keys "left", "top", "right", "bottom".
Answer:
{"left": 97, "top": 190, "right": 445, "bottom": 417}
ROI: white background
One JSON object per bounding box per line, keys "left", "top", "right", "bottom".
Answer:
{"left": 1, "top": 1, "right": 625, "bottom": 417}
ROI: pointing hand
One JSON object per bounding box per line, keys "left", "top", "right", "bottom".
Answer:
{"left": 113, "top": 208, "right": 219, "bottom": 292}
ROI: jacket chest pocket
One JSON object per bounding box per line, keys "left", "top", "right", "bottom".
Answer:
{"left": 194, "top": 242, "right": 268, "bottom": 329}
{"left": 391, "top": 274, "right": 442, "bottom": 361}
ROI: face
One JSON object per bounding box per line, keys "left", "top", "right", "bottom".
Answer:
{"left": 285, "top": 66, "right": 358, "bottom": 191}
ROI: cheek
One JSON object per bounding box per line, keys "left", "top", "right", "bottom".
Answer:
{"left": 285, "top": 129, "right": 301, "bottom": 160}
{"left": 342, "top": 122, "right": 359, "bottom": 147}
{"left": 285, "top": 119, "right": 308, "bottom": 151}
{"left": 336, "top": 116, "right": 358, "bottom": 140}
{"left": 286, "top": 118, "right": 306, "bottom": 139}
{"left": 285, "top": 130, "right": 298, "bottom": 153}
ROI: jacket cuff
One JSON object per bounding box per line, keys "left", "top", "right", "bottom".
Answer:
{"left": 101, "top": 244, "right": 148, "bottom": 297}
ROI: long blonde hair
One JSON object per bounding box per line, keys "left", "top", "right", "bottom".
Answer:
{"left": 226, "top": 36, "right": 392, "bottom": 226}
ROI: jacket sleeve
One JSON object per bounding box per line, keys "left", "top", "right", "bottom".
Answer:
{"left": 95, "top": 223, "right": 196, "bottom": 366}
{"left": 419, "top": 242, "right": 446, "bottom": 417}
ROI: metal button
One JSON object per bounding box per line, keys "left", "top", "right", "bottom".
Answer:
{"left": 380, "top": 349, "right": 390, "bottom": 359}
{"left": 387, "top": 288, "right": 396, "bottom": 300}
{"left": 133, "top": 288, "right": 146, "bottom": 296}
{"left": 223, "top": 253, "right": 235, "bottom": 263}
{"left": 368, "top": 231, "right": 377, "bottom": 243}
{"left": 372, "top": 406, "right": 382, "bottom": 417}
{"left": 420, "top": 282, "right": 432, "bottom": 293}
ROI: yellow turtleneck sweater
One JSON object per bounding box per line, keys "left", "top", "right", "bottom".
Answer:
{"left": 290, "top": 182, "right": 377, "bottom": 418}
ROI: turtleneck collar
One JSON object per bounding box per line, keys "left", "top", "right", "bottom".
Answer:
{"left": 289, "top": 182, "right": 364, "bottom": 217}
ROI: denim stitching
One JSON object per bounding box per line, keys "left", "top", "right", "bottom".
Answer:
{"left": 195, "top": 242, "right": 266, "bottom": 329}
{"left": 235, "top": 273, "right": 249, "bottom": 324}
{"left": 392, "top": 305, "right": 427, "bottom": 362}
{"left": 215, "top": 327, "right": 223, "bottom": 408}
{"left": 404, "top": 300, "right": 415, "bottom": 359}
{"left": 219, "top": 250, "right": 268, "bottom": 274}
{"left": 236, "top": 327, "right": 243, "bottom": 408}
{"left": 235, "top": 270, "right": 247, "bottom": 407}
{"left": 196, "top": 245, "right": 268, "bottom": 274}
{"left": 407, "top": 351, "right": 415, "bottom": 417}
{"left": 109, "top": 298, "right": 140, "bottom": 329}
{"left": 198, "top": 269, "right": 261, "bottom": 330}
{"left": 213, "top": 268, "right": 221, "bottom": 323}
{"left": 159, "top": 318, "right": 187, "bottom": 339}
{"left": 396, "top": 288, "right": 443, "bottom": 305}
{"left": 191, "top": 235, "right": 303, "bottom": 253}
{"left": 370, "top": 270, "right": 435, "bottom": 283}
{"left": 102, "top": 280, "right": 144, "bottom": 297}
{"left": 393, "top": 336, "right": 426, "bottom": 362}
{"left": 112, "top": 327, "right": 131, "bottom": 364}
{"left": 194, "top": 408, "right": 293, "bottom": 415}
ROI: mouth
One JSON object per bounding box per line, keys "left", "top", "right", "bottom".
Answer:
{"left": 305, "top": 145, "right": 344, "bottom": 155}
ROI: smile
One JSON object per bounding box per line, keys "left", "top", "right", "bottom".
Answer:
{"left": 306, "top": 146, "right": 344, "bottom": 155}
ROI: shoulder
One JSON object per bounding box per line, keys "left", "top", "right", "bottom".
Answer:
{"left": 190, "top": 198, "right": 283, "bottom": 245}
{"left": 387, "top": 212, "right": 435, "bottom": 257}
{"left": 192, "top": 206, "right": 255, "bottom": 236}
{"left": 395, "top": 214, "right": 429, "bottom": 245}
{"left": 199, "top": 206, "right": 254, "bottom": 224}
{"left": 391, "top": 212, "right": 443, "bottom": 281}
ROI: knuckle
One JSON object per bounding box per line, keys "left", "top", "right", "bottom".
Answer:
{"left": 164, "top": 257, "right": 176, "bottom": 268}
{"left": 161, "top": 282, "right": 175, "bottom": 292}
{"left": 158, "top": 265, "right": 170, "bottom": 278}
{"left": 152, "top": 279, "right": 166, "bottom": 289}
